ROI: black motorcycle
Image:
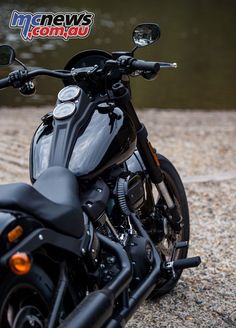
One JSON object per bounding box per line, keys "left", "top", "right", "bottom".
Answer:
{"left": 0, "top": 23, "right": 200, "bottom": 328}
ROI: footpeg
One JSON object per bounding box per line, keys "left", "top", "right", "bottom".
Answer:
{"left": 163, "top": 256, "right": 201, "bottom": 278}
{"left": 172, "top": 256, "right": 201, "bottom": 269}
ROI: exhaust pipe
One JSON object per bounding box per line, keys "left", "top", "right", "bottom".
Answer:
{"left": 60, "top": 232, "right": 132, "bottom": 328}
{"left": 58, "top": 290, "right": 113, "bottom": 328}
{"left": 60, "top": 216, "right": 162, "bottom": 328}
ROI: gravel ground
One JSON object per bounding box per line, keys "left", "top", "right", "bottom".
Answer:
{"left": 0, "top": 107, "right": 235, "bottom": 327}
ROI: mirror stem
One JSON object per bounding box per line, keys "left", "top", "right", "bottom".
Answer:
{"left": 15, "top": 58, "right": 27, "bottom": 70}
{"left": 131, "top": 45, "right": 138, "bottom": 56}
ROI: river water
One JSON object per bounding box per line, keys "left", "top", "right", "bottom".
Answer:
{"left": 0, "top": 0, "right": 235, "bottom": 109}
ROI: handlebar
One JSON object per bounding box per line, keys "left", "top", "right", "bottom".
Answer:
{"left": 0, "top": 69, "right": 73, "bottom": 90}
{"left": 0, "top": 56, "right": 177, "bottom": 90}
{"left": 0, "top": 77, "right": 11, "bottom": 89}
{"left": 130, "top": 59, "right": 160, "bottom": 73}
{"left": 27, "top": 69, "right": 72, "bottom": 79}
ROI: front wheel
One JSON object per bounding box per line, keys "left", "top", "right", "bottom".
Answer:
{"left": 0, "top": 265, "right": 54, "bottom": 328}
{"left": 150, "top": 154, "right": 190, "bottom": 297}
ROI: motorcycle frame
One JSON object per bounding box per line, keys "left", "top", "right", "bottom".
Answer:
{"left": 0, "top": 212, "right": 161, "bottom": 328}
{"left": 0, "top": 78, "right": 176, "bottom": 328}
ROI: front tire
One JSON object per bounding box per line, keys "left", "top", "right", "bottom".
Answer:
{"left": 0, "top": 265, "right": 54, "bottom": 328}
{"left": 151, "top": 154, "right": 190, "bottom": 297}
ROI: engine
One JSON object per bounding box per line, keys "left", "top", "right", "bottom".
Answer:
{"left": 80, "top": 150, "right": 147, "bottom": 230}
{"left": 80, "top": 154, "right": 154, "bottom": 288}
{"left": 105, "top": 171, "right": 153, "bottom": 288}
{"left": 116, "top": 173, "right": 145, "bottom": 215}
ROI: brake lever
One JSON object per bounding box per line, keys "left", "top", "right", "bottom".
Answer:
{"left": 158, "top": 62, "right": 178, "bottom": 69}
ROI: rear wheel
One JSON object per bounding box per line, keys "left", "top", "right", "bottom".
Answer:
{"left": 150, "top": 154, "right": 190, "bottom": 297}
{"left": 0, "top": 265, "right": 53, "bottom": 328}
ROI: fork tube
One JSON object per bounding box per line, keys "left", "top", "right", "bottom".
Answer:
{"left": 124, "top": 101, "right": 174, "bottom": 207}
{"left": 157, "top": 181, "right": 174, "bottom": 208}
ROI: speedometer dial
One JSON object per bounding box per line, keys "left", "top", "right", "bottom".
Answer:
{"left": 53, "top": 102, "right": 76, "bottom": 120}
{"left": 57, "top": 85, "right": 81, "bottom": 102}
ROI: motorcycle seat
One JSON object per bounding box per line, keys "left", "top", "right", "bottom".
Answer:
{"left": 0, "top": 166, "right": 84, "bottom": 238}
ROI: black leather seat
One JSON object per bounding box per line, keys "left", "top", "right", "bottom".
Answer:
{"left": 0, "top": 166, "right": 84, "bottom": 238}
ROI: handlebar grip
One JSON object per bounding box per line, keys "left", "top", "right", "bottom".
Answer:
{"left": 131, "top": 60, "right": 160, "bottom": 73}
{"left": 0, "top": 77, "right": 11, "bottom": 89}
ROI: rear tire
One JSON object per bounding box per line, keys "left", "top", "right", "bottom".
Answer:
{"left": 0, "top": 265, "right": 54, "bottom": 327}
{"left": 151, "top": 154, "right": 190, "bottom": 297}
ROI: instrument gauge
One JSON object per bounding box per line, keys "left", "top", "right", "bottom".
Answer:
{"left": 58, "top": 85, "right": 81, "bottom": 102}
{"left": 53, "top": 102, "right": 76, "bottom": 120}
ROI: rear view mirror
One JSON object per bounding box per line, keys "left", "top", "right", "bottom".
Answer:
{"left": 133, "top": 23, "right": 161, "bottom": 48}
{"left": 0, "top": 45, "right": 16, "bottom": 66}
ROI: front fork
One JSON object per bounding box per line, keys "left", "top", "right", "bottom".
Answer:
{"left": 136, "top": 123, "right": 182, "bottom": 232}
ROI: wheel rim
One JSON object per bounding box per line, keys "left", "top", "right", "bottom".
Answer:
{"left": 0, "top": 284, "right": 49, "bottom": 328}
{"left": 155, "top": 172, "right": 187, "bottom": 262}
{"left": 157, "top": 194, "right": 184, "bottom": 261}
{"left": 13, "top": 306, "right": 44, "bottom": 328}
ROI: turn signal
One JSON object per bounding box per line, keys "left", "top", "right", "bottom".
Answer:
{"left": 9, "top": 252, "right": 32, "bottom": 275}
{"left": 7, "top": 225, "right": 23, "bottom": 242}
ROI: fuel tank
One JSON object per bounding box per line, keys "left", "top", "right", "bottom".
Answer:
{"left": 30, "top": 88, "right": 137, "bottom": 181}
{"left": 68, "top": 107, "right": 136, "bottom": 178}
